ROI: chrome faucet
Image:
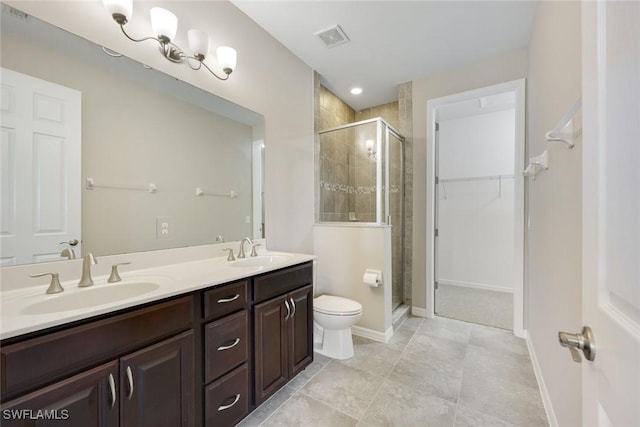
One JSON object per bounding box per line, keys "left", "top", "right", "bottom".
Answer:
{"left": 78, "top": 253, "right": 98, "bottom": 287}
{"left": 237, "top": 237, "right": 253, "bottom": 259}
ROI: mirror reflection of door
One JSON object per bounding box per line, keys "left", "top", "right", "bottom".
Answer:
{"left": 0, "top": 68, "right": 81, "bottom": 266}
{"left": 435, "top": 92, "right": 517, "bottom": 330}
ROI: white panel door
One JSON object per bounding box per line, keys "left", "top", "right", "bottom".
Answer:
{"left": 582, "top": 1, "right": 640, "bottom": 425}
{"left": 0, "top": 68, "right": 81, "bottom": 266}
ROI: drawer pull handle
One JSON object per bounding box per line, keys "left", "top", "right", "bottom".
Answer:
{"left": 126, "top": 366, "right": 134, "bottom": 400}
{"left": 217, "top": 294, "right": 240, "bottom": 303}
{"left": 217, "top": 338, "right": 241, "bottom": 351}
{"left": 108, "top": 373, "right": 116, "bottom": 409}
{"left": 218, "top": 394, "right": 241, "bottom": 411}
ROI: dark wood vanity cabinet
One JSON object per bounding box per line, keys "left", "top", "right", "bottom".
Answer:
{"left": 201, "top": 280, "right": 250, "bottom": 427}
{"left": 120, "top": 331, "right": 195, "bottom": 427}
{"left": 0, "top": 261, "right": 314, "bottom": 427}
{"left": 1, "top": 297, "right": 195, "bottom": 427}
{"left": 253, "top": 263, "right": 314, "bottom": 406}
{"left": 1, "top": 361, "right": 120, "bottom": 427}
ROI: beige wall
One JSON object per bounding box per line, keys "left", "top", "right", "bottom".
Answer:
{"left": 526, "top": 2, "right": 582, "bottom": 425}
{"left": 5, "top": 0, "right": 315, "bottom": 255}
{"left": 411, "top": 48, "right": 529, "bottom": 310}
{"left": 2, "top": 30, "right": 253, "bottom": 256}
{"left": 313, "top": 225, "right": 392, "bottom": 338}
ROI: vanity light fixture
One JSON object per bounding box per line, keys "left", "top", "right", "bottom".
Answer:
{"left": 102, "top": 0, "right": 237, "bottom": 80}
{"left": 365, "top": 139, "right": 376, "bottom": 160}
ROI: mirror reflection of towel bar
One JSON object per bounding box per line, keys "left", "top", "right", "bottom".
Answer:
{"left": 86, "top": 178, "right": 157, "bottom": 193}
{"left": 195, "top": 188, "right": 238, "bottom": 199}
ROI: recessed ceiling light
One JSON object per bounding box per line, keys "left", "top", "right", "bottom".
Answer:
{"left": 350, "top": 87, "right": 363, "bottom": 95}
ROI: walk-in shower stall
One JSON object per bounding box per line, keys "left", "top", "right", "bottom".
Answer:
{"left": 313, "top": 118, "right": 405, "bottom": 340}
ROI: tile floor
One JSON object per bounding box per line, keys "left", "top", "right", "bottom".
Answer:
{"left": 239, "top": 316, "right": 548, "bottom": 427}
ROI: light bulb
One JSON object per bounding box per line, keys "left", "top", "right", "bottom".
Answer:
{"left": 103, "top": 0, "right": 132, "bottom": 24}
{"left": 216, "top": 46, "right": 237, "bottom": 74}
{"left": 188, "top": 29, "right": 210, "bottom": 59}
{"left": 150, "top": 7, "right": 178, "bottom": 42}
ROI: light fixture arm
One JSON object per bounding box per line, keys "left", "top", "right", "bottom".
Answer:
{"left": 195, "top": 59, "right": 231, "bottom": 81}
{"left": 104, "top": 6, "right": 235, "bottom": 80}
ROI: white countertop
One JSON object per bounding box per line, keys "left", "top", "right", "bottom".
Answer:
{"left": 0, "top": 251, "right": 315, "bottom": 340}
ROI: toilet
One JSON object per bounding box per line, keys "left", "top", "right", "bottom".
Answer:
{"left": 313, "top": 294, "right": 363, "bottom": 360}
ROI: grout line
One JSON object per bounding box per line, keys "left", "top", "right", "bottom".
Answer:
{"left": 357, "top": 319, "right": 423, "bottom": 422}
{"left": 256, "top": 359, "right": 332, "bottom": 426}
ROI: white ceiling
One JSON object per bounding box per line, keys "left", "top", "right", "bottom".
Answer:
{"left": 231, "top": 1, "right": 538, "bottom": 111}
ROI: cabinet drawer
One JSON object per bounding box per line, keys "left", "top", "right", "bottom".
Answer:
{"left": 253, "top": 262, "right": 313, "bottom": 304}
{"left": 204, "top": 310, "right": 248, "bottom": 383}
{"left": 203, "top": 280, "right": 248, "bottom": 320}
{"left": 1, "top": 295, "right": 194, "bottom": 400}
{"left": 205, "top": 364, "right": 249, "bottom": 427}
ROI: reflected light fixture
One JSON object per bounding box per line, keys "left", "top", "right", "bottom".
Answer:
{"left": 102, "top": 0, "right": 237, "bottom": 80}
{"left": 365, "top": 139, "right": 376, "bottom": 160}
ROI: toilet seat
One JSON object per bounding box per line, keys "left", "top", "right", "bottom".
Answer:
{"left": 314, "top": 295, "right": 362, "bottom": 316}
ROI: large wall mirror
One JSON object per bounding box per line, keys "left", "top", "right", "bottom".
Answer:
{"left": 0, "top": 4, "right": 265, "bottom": 266}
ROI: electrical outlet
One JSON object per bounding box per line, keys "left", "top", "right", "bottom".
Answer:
{"left": 157, "top": 216, "right": 173, "bottom": 240}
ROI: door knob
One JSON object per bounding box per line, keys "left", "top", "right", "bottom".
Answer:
{"left": 59, "top": 239, "right": 79, "bottom": 246}
{"left": 558, "top": 326, "right": 596, "bottom": 363}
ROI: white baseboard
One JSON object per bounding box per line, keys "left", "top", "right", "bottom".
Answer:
{"left": 524, "top": 330, "right": 558, "bottom": 427}
{"left": 438, "top": 279, "right": 514, "bottom": 294}
{"left": 411, "top": 306, "right": 429, "bottom": 317}
{"left": 352, "top": 325, "right": 394, "bottom": 343}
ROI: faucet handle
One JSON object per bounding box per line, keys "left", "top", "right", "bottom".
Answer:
{"left": 250, "top": 243, "right": 261, "bottom": 257}
{"left": 108, "top": 262, "right": 132, "bottom": 283}
{"left": 222, "top": 248, "right": 235, "bottom": 261}
{"left": 30, "top": 272, "right": 64, "bottom": 294}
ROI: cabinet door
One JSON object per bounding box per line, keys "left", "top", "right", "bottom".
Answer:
{"left": 253, "top": 295, "right": 289, "bottom": 405}
{"left": 288, "top": 285, "right": 314, "bottom": 378}
{"left": 1, "top": 361, "right": 118, "bottom": 427}
{"left": 120, "top": 331, "right": 194, "bottom": 427}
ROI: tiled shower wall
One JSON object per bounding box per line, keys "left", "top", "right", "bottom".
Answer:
{"left": 316, "top": 83, "right": 377, "bottom": 222}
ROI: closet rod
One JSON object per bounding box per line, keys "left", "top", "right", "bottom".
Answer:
{"left": 439, "top": 174, "right": 514, "bottom": 184}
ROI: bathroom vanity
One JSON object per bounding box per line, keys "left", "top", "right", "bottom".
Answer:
{"left": 0, "top": 256, "right": 313, "bottom": 426}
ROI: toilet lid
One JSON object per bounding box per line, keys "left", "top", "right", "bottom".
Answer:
{"left": 314, "top": 295, "right": 362, "bottom": 315}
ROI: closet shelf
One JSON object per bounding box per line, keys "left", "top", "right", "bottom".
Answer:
{"left": 438, "top": 174, "right": 514, "bottom": 184}
{"left": 438, "top": 174, "right": 514, "bottom": 200}
{"left": 546, "top": 98, "right": 581, "bottom": 149}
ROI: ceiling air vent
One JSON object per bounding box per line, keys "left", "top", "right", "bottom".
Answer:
{"left": 314, "top": 25, "right": 350, "bottom": 48}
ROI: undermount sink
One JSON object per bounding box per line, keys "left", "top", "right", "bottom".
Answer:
{"left": 21, "top": 281, "right": 161, "bottom": 315}
{"left": 230, "top": 255, "right": 291, "bottom": 268}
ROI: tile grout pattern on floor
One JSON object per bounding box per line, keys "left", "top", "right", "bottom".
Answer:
{"left": 238, "top": 316, "right": 548, "bottom": 427}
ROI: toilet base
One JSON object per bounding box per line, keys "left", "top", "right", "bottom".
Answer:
{"left": 313, "top": 327, "right": 355, "bottom": 360}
